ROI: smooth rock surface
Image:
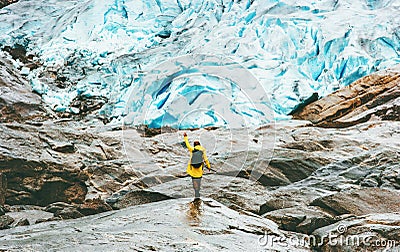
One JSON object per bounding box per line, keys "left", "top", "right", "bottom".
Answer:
{"left": 7, "top": 209, "right": 52, "bottom": 226}
{"left": 263, "top": 205, "right": 335, "bottom": 235}
{"left": 0, "top": 198, "right": 307, "bottom": 251}
{"left": 310, "top": 188, "right": 400, "bottom": 216}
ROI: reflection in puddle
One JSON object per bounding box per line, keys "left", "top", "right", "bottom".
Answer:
{"left": 186, "top": 198, "right": 203, "bottom": 227}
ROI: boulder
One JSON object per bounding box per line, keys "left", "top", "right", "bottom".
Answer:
{"left": 14, "top": 218, "right": 29, "bottom": 227}
{"left": 259, "top": 188, "right": 328, "bottom": 214}
{"left": 0, "top": 215, "right": 14, "bottom": 230}
{"left": 44, "top": 202, "right": 75, "bottom": 213}
{"left": 45, "top": 202, "right": 88, "bottom": 220}
{"left": 54, "top": 208, "right": 84, "bottom": 220}
{"left": 311, "top": 188, "right": 400, "bottom": 216}
{"left": 35, "top": 216, "right": 62, "bottom": 224}
{"left": 77, "top": 198, "right": 112, "bottom": 216}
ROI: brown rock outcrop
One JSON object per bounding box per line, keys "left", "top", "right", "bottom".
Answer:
{"left": 292, "top": 65, "right": 400, "bottom": 127}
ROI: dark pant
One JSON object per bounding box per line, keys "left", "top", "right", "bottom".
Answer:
{"left": 192, "top": 177, "right": 202, "bottom": 198}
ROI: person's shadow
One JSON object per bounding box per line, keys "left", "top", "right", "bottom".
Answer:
{"left": 186, "top": 198, "right": 203, "bottom": 226}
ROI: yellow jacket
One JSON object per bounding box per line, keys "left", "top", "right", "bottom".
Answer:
{"left": 184, "top": 136, "right": 211, "bottom": 178}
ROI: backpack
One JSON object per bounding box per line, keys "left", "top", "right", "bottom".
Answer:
{"left": 191, "top": 149, "right": 204, "bottom": 168}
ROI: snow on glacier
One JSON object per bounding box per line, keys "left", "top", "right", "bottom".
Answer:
{"left": 0, "top": 0, "right": 399, "bottom": 128}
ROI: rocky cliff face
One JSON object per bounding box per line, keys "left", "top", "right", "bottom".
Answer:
{"left": 292, "top": 65, "right": 400, "bottom": 127}
{"left": 0, "top": 52, "right": 399, "bottom": 250}
{"left": 0, "top": 55, "right": 46, "bottom": 123}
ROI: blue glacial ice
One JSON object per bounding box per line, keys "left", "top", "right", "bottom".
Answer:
{"left": 0, "top": 0, "right": 399, "bottom": 128}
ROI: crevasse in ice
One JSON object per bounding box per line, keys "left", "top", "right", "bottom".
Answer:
{"left": 0, "top": 0, "right": 399, "bottom": 128}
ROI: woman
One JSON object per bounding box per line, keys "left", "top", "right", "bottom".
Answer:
{"left": 183, "top": 132, "right": 211, "bottom": 199}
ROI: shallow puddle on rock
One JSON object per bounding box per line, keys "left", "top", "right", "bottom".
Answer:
{"left": 185, "top": 199, "right": 203, "bottom": 227}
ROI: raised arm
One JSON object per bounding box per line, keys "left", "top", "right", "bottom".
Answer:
{"left": 183, "top": 132, "right": 194, "bottom": 152}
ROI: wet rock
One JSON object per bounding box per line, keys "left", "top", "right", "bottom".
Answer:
{"left": 54, "top": 208, "right": 84, "bottom": 220}
{"left": 259, "top": 188, "right": 329, "bottom": 214}
{"left": 44, "top": 202, "right": 75, "bottom": 213}
{"left": 0, "top": 172, "right": 6, "bottom": 205}
{"left": 51, "top": 142, "right": 76, "bottom": 153}
{"left": 263, "top": 206, "right": 335, "bottom": 234}
{"left": 250, "top": 161, "right": 291, "bottom": 186}
{"left": 63, "top": 182, "right": 87, "bottom": 204}
{"left": 5, "top": 190, "right": 32, "bottom": 205}
{"left": 0, "top": 215, "right": 14, "bottom": 229}
{"left": 7, "top": 209, "right": 53, "bottom": 226}
{"left": 44, "top": 201, "right": 83, "bottom": 220}
{"left": 135, "top": 125, "right": 178, "bottom": 137}
{"left": 149, "top": 175, "right": 267, "bottom": 214}
{"left": 22, "top": 179, "right": 87, "bottom": 206}
{"left": 110, "top": 190, "right": 173, "bottom": 209}
{"left": 3, "top": 169, "right": 87, "bottom": 206}
{"left": 0, "top": 198, "right": 305, "bottom": 251}
{"left": 105, "top": 189, "right": 128, "bottom": 205}
{"left": 0, "top": 74, "right": 398, "bottom": 244}
{"left": 360, "top": 178, "right": 379, "bottom": 187}
{"left": 263, "top": 151, "right": 330, "bottom": 185}
{"left": 0, "top": 121, "right": 103, "bottom": 206}
{"left": 313, "top": 213, "right": 400, "bottom": 252}
{"left": 35, "top": 216, "right": 62, "bottom": 224}
{"left": 86, "top": 160, "right": 141, "bottom": 195}
{"left": 0, "top": 206, "right": 5, "bottom": 216}
{"left": 262, "top": 207, "right": 306, "bottom": 232}
{"left": 34, "top": 218, "right": 47, "bottom": 224}
{"left": 311, "top": 188, "right": 400, "bottom": 216}
{"left": 77, "top": 198, "right": 112, "bottom": 216}
{"left": 216, "top": 148, "right": 330, "bottom": 187}
{"left": 14, "top": 218, "right": 29, "bottom": 226}
{"left": 132, "top": 174, "right": 177, "bottom": 188}
{"left": 292, "top": 65, "right": 400, "bottom": 127}
{"left": 295, "top": 213, "right": 336, "bottom": 235}
{"left": 8, "top": 205, "right": 43, "bottom": 211}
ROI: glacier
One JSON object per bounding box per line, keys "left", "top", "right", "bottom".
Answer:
{"left": 0, "top": 0, "right": 399, "bottom": 128}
